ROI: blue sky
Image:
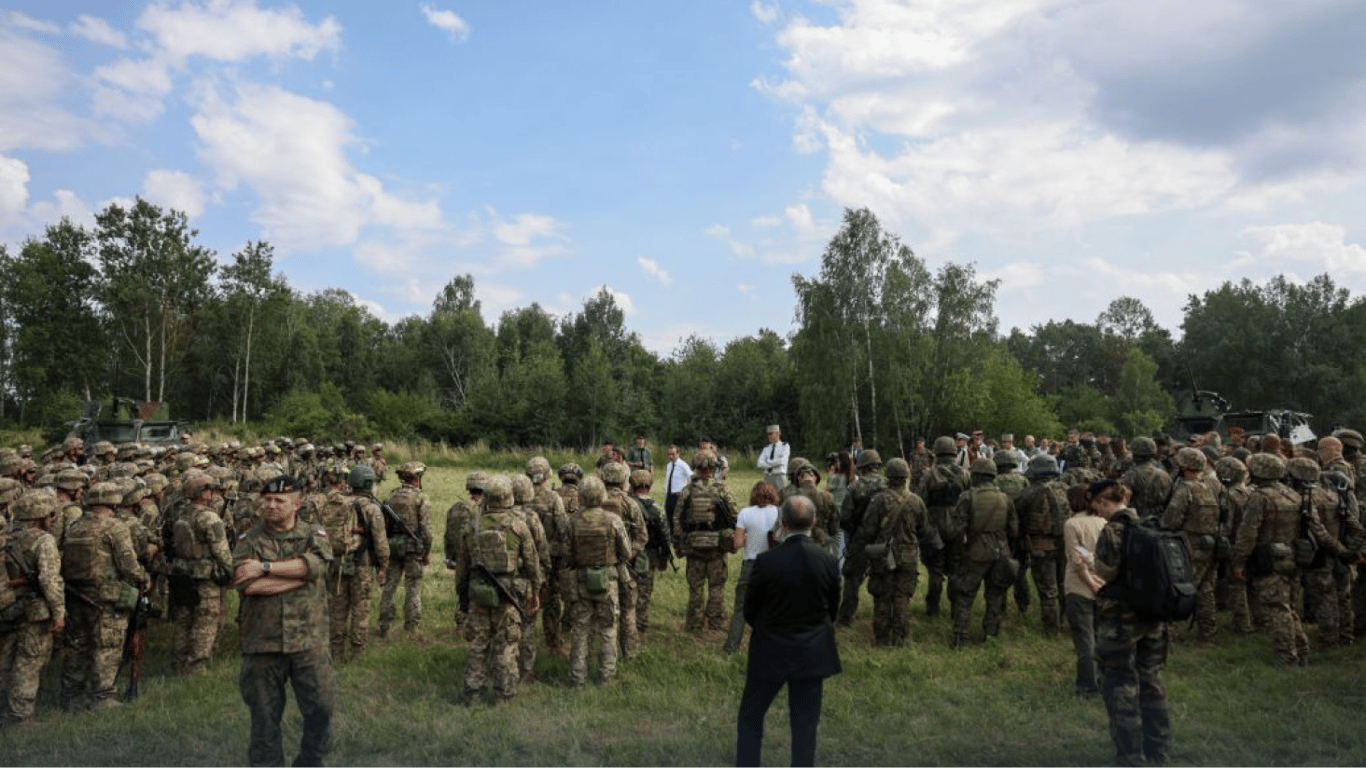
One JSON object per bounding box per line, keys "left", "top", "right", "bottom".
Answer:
{"left": 4, "top": 1, "right": 1366, "bottom": 355}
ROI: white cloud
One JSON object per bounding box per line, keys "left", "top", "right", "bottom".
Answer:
{"left": 138, "top": 0, "right": 341, "bottom": 64}
{"left": 92, "top": 57, "right": 174, "bottom": 121}
{"left": 596, "top": 284, "right": 635, "bottom": 316}
{"left": 420, "top": 3, "right": 470, "bottom": 42}
{"left": 192, "top": 82, "right": 443, "bottom": 251}
{"left": 70, "top": 15, "right": 128, "bottom": 49}
{"left": 751, "top": 2, "right": 780, "bottom": 24}
{"left": 737, "top": 284, "right": 757, "bottom": 293}
{"left": 1083, "top": 256, "right": 1205, "bottom": 300}
{"left": 490, "top": 211, "right": 569, "bottom": 268}
{"left": 980, "top": 262, "right": 1044, "bottom": 291}
{"left": 5, "top": 11, "right": 60, "bottom": 35}
{"left": 1235, "top": 223, "right": 1366, "bottom": 279}
{"left": 637, "top": 256, "right": 672, "bottom": 286}
{"left": 751, "top": 215, "right": 781, "bottom": 228}
{"left": 0, "top": 30, "right": 90, "bottom": 151}
{"left": 143, "top": 169, "right": 208, "bottom": 218}
{"left": 0, "top": 156, "right": 30, "bottom": 217}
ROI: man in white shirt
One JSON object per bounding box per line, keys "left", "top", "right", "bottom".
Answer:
{"left": 757, "top": 425, "right": 790, "bottom": 491}
{"left": 663, "top": 444, "right": 692, "bottom": 529}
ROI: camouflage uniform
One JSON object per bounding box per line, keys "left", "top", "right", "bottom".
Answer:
{"left": 1020, "top": 458, "right": 1069, "bottom": 635}
{"left": 510, "top": 475, "right": 552, "bottom": 676}
{"left": 671, "top": 453, "right": 737, "bottom": 633}
{"left": 169, "top": 490, "right": 233, "bottom": 674}
{"left": 857, "top": 460, "right": 934, "bottom": 646}
{"left": 527, "top": 459, "right": 569, "bottom": 651}
{"left": 1288, "top": 458, "right": 1362, "bottom": 650}
{"left": 456, "top": 476, "right": 541, "bottom": 704}
{"left": 234, "top": 508, "right": 335, "bottom": 767}
{"left": 948, "top": 461, "right": 1018, "bottom": 645}
{"left": 378, "top": 476, "right": 434, "bottom": 635}
{"left": 1, "top": 494, "right": 65, "bottom": 724}
{"left": 59, "top": 494, "right": 149, "bottom": 711}
{"left": 1121, "top": 440, "right": 1174, "bottom": 520}
{"left": 917, "top": 446, "right": 969, "bottom": 618}
{"left": 1232, "top": 454, "right": 1310, "bottom": 665}
{"left": 837, "top": 452, "right": 888, "bottom": 625}
{"left": 1094, "top": 508, "right": 1172, "bottom": 767}
{"left": 444, "top": 478, "right": 482, "bottom": 630}
{"left": 328, "top": 487, "right": 388, "bottom": 662}
{"left": 601, "top": 466, "right": 646, "bottom": 658}
{"left": 1215, "top": 458, "right": 1257, "bottom": 634}
{"left": 1161, "top": 454, "right": 1222, "bottom": 642}
{"left": 564, "top": 477, "right": 631, "bottom": 687}
{"left": 994, "top": 454, "right": 1032, "bottom": 613}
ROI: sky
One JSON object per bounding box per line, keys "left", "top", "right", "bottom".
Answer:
{"left": 3, "top": 0, "right": 1366, "bottom": 356}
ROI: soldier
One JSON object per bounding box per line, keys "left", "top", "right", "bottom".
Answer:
{"left": 1161, "top": 447, "right": 1223, "bottom": 644}
{"left": 52, "top": 469, "right": 87, "bottom": 549}
{"left": 527, "top": 458, "right": 569, "bottom": 653}
{"left": 994, "top": 450, "right": 1033, "bottom": 614}
{"left": 947, "top": 458, "right": 1018, "bottom": 647}
{"left": 836, "top": 450, "right": 887, "bottom": 625}
{"left": 1124, "top": 437, "right": 1174, "bottom": 519}
{"left": 1, "top": 491, "right": 66, "bottom": 726}
{"left": 781, "top": 458, "right": 840, "bottom": 558}
{"left": 1232, "top": 453, "right": 1311, "bottom": 666}
{"left": 909, "top": 438, "right": 932, "bottom": 490}
{"left": 1287, "top": 457, "right": 1362, "bottom": 650}
{"left": 598, "top": 462, "right": 646, "bottom": 659}
{"left": 59, "top": 481, "right": 150, "bottom": 711}
{"left": 1020, "top": 454, "right": 1069, "bottom": 636}
{"left": 564, "top": 476, "right": 631, "bottom": 687}
{"left": 378, "top": 462, "right": 433, "bottom": 638}
{"left": 510, "top": 474, "right": 551, "bottom": 678}
{"left": 917, "top": 439, "right": 969, "bottom": 618}
{"left": 630, "top": 470, "right": 668, "bottom": 634}
{"left": 232, "top": 475, "right": 335, "bottom": 767}
{"left": 672, "top": 449, "right": 737, "bottom": 634}
{"left": 368, "top": 443, "right": 388, "bottom": 483}
{"left": 555, "top": 463, "right": 583, "bottom": 518}
{"left": 1214, "top": 457, "right": 1256, "bottom": 633}
{"left": 625, "top": 433, "right": 653, "bottom": 473}
{"left": 444, "top": 471, "right": 487, "bottom": 628}
{"left": 327, "top": 466, "right": 388, "bottom": 662}
{"left": 456, "top": 475, "right": 541, "bottom": 705}
{"left": 857, "top": 458, "right": 935, "bottom": 646}
{"left": 167, "top": 474, "right": 232, "bottom": 674}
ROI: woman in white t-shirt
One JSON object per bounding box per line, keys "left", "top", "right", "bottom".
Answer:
{"left": 723, "top": 481, "right": 781, "bottom": 654}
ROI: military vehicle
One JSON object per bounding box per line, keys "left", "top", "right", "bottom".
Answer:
{"left": 1169, "top": 389, "right": 1315, "bottom": 446}
{"left": 63, "top": 398, "right": 192, "bottom": 450}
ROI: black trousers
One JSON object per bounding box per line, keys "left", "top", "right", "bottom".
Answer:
{"left": 736, "top": 673, "right": 824, "bottom": 767}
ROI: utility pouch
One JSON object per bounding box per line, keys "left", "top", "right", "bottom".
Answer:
{"left": 581, "top": 566, "right": 611, "bottom": 597}
{"left": 470, "top": 579, "right": 501, "bottom": 610}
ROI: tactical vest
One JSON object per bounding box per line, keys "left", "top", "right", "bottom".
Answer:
{"left": 474, "top": 513, "right": 521, "bottom": 575}
{"left": 1027, "top": 481, "right": 1068, "bottom": 542}
{"left": 317, "top": 493, "right": 359, "bottom": 558}
{"left": 965, "top": 486, "right": 1010, "bottom": 562}
{"left": 557, "top": 484, "right": 581, "bottom": 517}
{"left": 923, "top": 464, "right": 966, "bottom": 510}
{"left": 684, "top": 483, "right": 718, "bottom": 529}
{"left": 571, "top": 510, "right": 616, "bottom": 568}
{"left": 385, "top": 487, "right": 422, "bottom": 534}
{"left": 61, "top": 515, "right": 114, "bottom": 583}
{"left": 873, "top": 488, "right": 919, "bottom": 571}
{"left": 1176, "top": 479, "right": 1219, "bottom": 537}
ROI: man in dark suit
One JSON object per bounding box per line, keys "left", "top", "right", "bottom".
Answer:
{"left": 736, "top": 495, "right": 842, "bottom": 767}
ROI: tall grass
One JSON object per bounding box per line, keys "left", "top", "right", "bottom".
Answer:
{"left": 8, "top": 456, "right": 1366, "bottom": 765}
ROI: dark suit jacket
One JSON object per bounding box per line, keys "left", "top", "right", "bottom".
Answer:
{"left": 744, "top": 532, "right": 842, "bottom": 682}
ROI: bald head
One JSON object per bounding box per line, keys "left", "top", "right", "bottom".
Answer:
{"left": 780, "top": 494, "right": 816, "bottom": 532}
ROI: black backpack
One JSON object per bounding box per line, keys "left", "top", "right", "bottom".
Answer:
{"left": 1101, "top": 514, "right": 1197, "bottom": 622}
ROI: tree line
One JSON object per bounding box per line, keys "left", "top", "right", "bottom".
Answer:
{"left": 3, "top": 199, "right": 1364, "bottom": 457}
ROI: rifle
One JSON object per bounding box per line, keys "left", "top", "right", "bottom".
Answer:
{"left": 381, "top": 503, "right": 426, "bottom": 555}
{"left": 119, "top": 592, "right": 152, "bottom": 702}
{"left": 473, "top": 561, "right": 529, "bottom": 621}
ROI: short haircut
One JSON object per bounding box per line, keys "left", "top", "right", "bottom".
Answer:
{"left": 780, "top": 495, "right": 816, "bottom": 531}
{"left": 749, "top": 480, "right": 779, "bottom": 507}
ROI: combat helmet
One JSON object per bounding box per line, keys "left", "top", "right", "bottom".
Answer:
{"left": 557, "top": 463, "right": 583, "bottom": 484}
{"left": 526, "top": 457, "right": 551, "bottom": 484}
{"left": 55, "top": 469, "right": 86, "bottom": 492}
{"left": 600, "top": 461, "right": 629, "bottom": 486}
{"left": 884, "top": 457, "right": 911, "bottom": 479}
{"left": 970, "top": 457, "right": 997, "bottom": 478}
{"left": 86, "top": 481, "right": 126, "bottom": 508}
{"left": 993, "top": 450, "right": 1018, "bottom": 470}
{"left": 348, "top": 464, "right": 376, "bottom": 492}
{"left": 1130, "top": 436, "right": 1157, "bottom": 459}
{"left": 629, "top": 469, "right": 652, "bottom": 489}
{"left": 1175, "top": 447, "right": 1207, "bottom": 473}
{"left": 483, "top": 475, "right": 513, "bottom": 509}
{"left": 1286, "top": 457, "right": 1321, "bottom": 485}
{"left": 579, "top": 476, "right": 607, "bottom": 507}
{"left": 0, "top": 477, "right": 24, "bottom": 505}
{"left": 397, "top": 461, "right": 426, "bottom": 481}
{"left": 511, "top": 474, "right": 534, "bottom": 504}
{"left": 691, "top": 449, "right": 718, "bottom": 470}
{"left": 12, "top": 490, "right": 57, "bottom": 521}
{"left": 1333, "top": 429, "right": 1364, "bottom": 451}
{"left": 932, "top": 436, "right": 957, "bottom": 457}
{"left": 466, "top": 470, "right": 488, "bottom": 493}
{"left": 1214, "top": 457, "right": 1247, "bottom": 486}
{"left": 790, "top": 458, "right": 821, "bottom": 485}
{"left": 1026, "top": 453, "right": 1060, "bottom": 479}
{"left": 856, "top": 449, "right": 883, "bottom": 470}
{"left": 1246, "top": 452, "right": 1286, "bottom": 481}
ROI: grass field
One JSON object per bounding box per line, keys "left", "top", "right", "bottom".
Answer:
{"left": 8, "top": 461, "right": 1366, "bottom": 766}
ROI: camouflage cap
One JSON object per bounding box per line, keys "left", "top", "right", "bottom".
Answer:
{"left": 579, "top": 476, "right": 606, "bottom": 507}
{"left": 12, "top": 489, "right": 58, "bottom": 521}
{"left": 466, "top": 470, "right": 489, "bottom": 492}
{"left": 0, "top": 477, "right": 24, "bottom": 505}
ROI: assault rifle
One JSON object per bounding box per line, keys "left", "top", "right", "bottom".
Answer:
{"left": 120, "top": 591, "right": 153, "bottom": 702}
{"left": 473, "top": 561, "right": 529, "bottom": 620}
{"left": 381, "top": 503, "right": 427, "bottom": 555}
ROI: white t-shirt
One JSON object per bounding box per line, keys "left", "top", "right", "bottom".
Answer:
{"left": 737, "top": 504, "right": 780, "bottom": 560}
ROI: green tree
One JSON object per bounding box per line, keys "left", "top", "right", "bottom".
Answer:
{"left": 220, "top": 241, "right": 289, "bottom": 422}
{"left": 1113, "top": 347, "right": 1174, "bottom": 437}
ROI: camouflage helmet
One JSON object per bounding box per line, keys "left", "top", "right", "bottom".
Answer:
{"left": 1213, "top": 457, "right": 1247, "bottom": 486}
{"left": 579, "top": 476, "right": 607, "bottom": 507}
{"left": 1318, "top": 436, "right": 1344, "bottom": 464}
{"left": 0, "top": 477, "right": 24, "bottom": 505}
{"left": 558, "top": 463, "right": 583, "bottom": 484}
{"left": 0, "top": 454, "right": 23, "bottom": 477}
{"left": 12, "top": 489, "right": 58, "bottom": 521}
{"left": 1130, "top": 436, "right": 1157, "bottom": 459}
{"left": 55, "top": 468, "right": 87, "bottom": 492}
{"left": 183, "top": 473, "right": 221, "bottom": 499}
{"left": 791, "top": 458, "right": 821, "bottom": 485}
{"left": 122, "top": 478, "right": 149, "bottom": 506}
{"left": 348, "top": 464, "right": 376, "bottom": 491}
{"left": 691, "top": 449, "right": 718, "bottom": 470}
{"left": 526, "top": 456, "right": 551, "bottom": 484}
{"left": 511, "top": 474, "right": 534, "bottom": 504}
{"left": 1246, "top": 452, "right": 1286, "bottom": 481}
{"left": 143, "top": 472, "right": 169, "bottom": 494}
{"left": 629, "top": 469, "right": 653, "bottom": 489}
{"left": 86, "top": 481, "right": 126, "bottom": 507}
{"left": 1332, "top": 428, "right": 1363, "bottom": 450}
{"left": 1026, "top": 453, "right": 1060, "bottom": 479}
{"left": 600, "top": 461, "right": 629, "bottom": 485}
{"left": 884, "top": 457, "right": 911, "bottom": 479}
{"left": 62, "top": 436, "right": 84, "bottom": 453}
{"left": 856, "top": 449, "right": 883, "bottom": 469}
{"left": 932, "top": 436, "right": 957, "bottom": 457}
{"left": 116, "top": 443, "right": 138, "bottom": 461}
{"left": 1175, "top": 447, "right": 1207, "bottom": 472}
{"left": 1286, "top": 457, "right": 1321, "bottom": 485}
{"left": 970, "top": 457, "right": 997, "bottom": 477}
{"left": 397, "top": 461, "right": 426, "bottom": 480}
{"left": 483, "top": 474, "right": 514, "bottom": 509}
{"left": 993, "top": 450, "right": 1018, "bottom": 469}
{"left": 466, "top": 470, "right": 488, "bottom": 493}
{"left": 93, "top": 441, "right": 116, "bottom": 458}
{"left": 786, "top": 457, "right": 807, "bottom": 477}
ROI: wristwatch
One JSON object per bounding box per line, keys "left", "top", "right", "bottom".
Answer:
{"left": 261, "top": 560, "right": 272, "bottom": 575}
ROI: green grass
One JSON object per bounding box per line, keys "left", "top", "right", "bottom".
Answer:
{"left": 9, "top": 460, "right": 1366, "bottom": 765}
